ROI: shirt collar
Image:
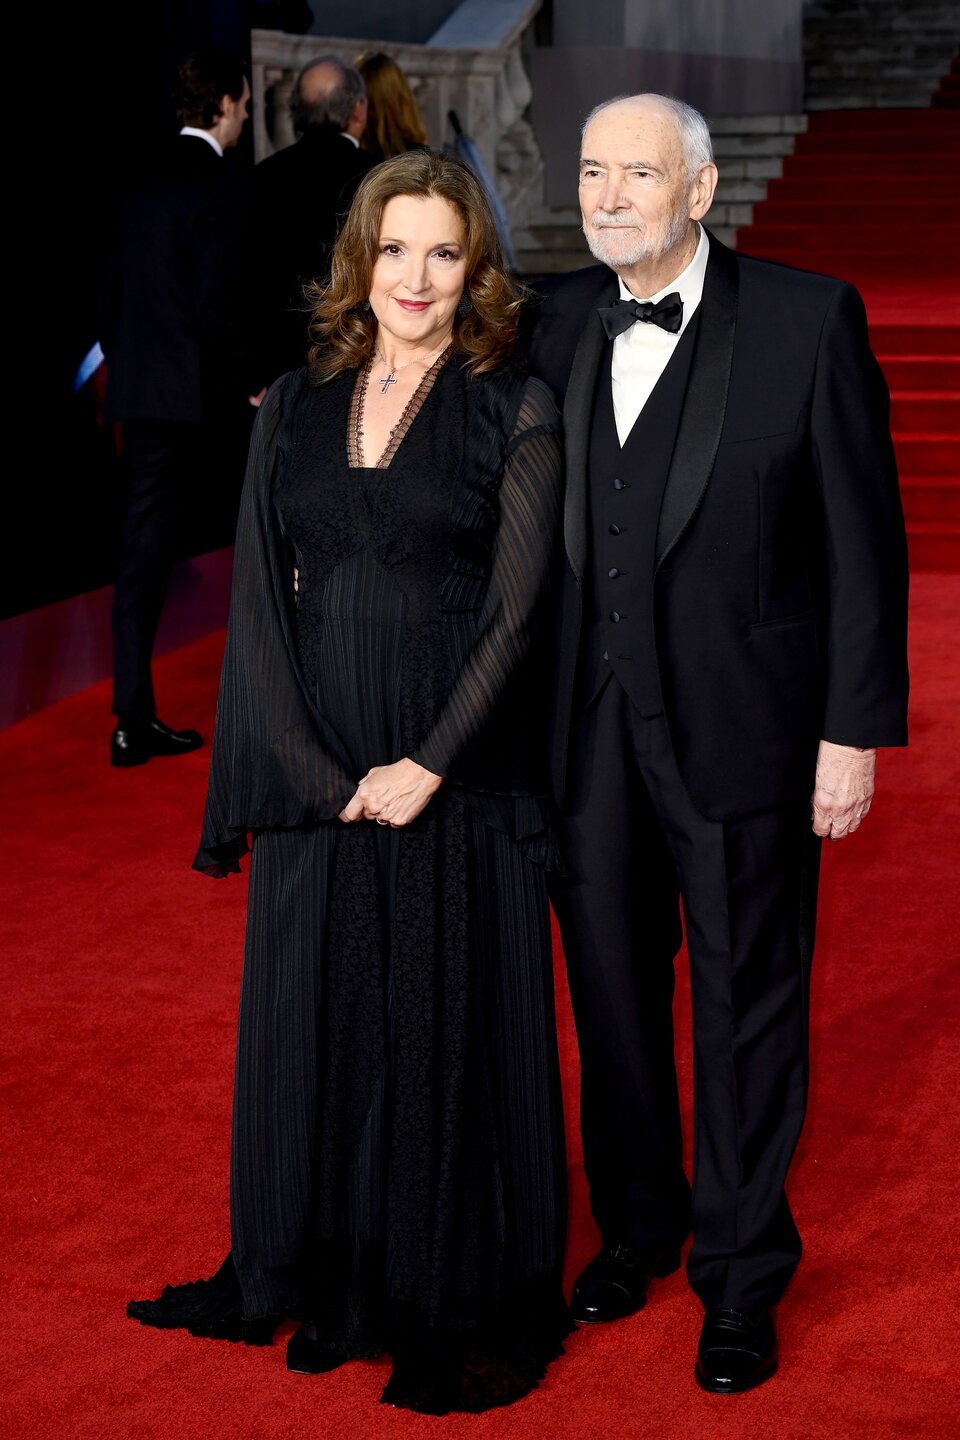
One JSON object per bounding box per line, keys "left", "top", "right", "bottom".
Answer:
{"left": 179, "top": 126, "right": 223, "bottom": 157}
{"left": 340, "top": 131, "right": 360, "bottom": 149}
{"left": 617, "top": 222, "right": 709, "bottom": 310}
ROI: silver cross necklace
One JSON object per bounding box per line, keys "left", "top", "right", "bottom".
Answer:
{"left": 374, "top": 340, "right": 448, "bottom": 394}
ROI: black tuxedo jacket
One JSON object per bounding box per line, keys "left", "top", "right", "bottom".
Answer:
{"left": 98, "top": 135, "right": 260, "bottom": 423}
{"left": 252, "top": 128, "right": 375, "bottom": 380}
{"left": 527, "top": 233, "right": 909, "bottom": 820}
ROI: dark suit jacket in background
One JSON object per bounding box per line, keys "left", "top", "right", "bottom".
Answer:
{"left": 252, "top": 127, "right": 375, "bottom": 381}
{"left": 527, "top": 233, "right": 909, "bottom": 820}
{"left": 98, "top": 135, "right": 261, "bottom": 423}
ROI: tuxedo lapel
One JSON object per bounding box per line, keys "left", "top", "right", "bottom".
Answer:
{"left": 655, "top": 233, "right": 739, "bottom": 568}
{"left": 562, "top": 272, "right": 618, "bottom": 580}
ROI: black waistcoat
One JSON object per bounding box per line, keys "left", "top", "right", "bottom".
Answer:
{"left": 584, "top": 313, "right": 701, "bottom": 715}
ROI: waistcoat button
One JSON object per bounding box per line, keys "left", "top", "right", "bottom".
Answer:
{"left": 612, "top": 477, "right": 627, "bottom": 491}
{"left": 610, "top": 610, "right": 621, "bottom": 623}
{"left": 608, "top": 567, "right": 620, "bottom": 579}
{"left": 609, "top": 524, "right": 621, "bottom": 535}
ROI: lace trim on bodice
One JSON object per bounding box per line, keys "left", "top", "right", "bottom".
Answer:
{"left": 347, "top": 346, "right": 453, "bottom": 470}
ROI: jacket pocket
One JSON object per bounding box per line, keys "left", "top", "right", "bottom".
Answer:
{"left": 748, "top": 609, "right": 821, "bottom": 632}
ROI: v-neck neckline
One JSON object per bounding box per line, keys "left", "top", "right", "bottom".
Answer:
{"left": 347, "top": 346, "right": 453, "bottom": 471}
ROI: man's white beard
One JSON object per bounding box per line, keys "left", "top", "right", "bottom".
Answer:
{"left": 584, "top": 205, "right": 691, "bottom": 272}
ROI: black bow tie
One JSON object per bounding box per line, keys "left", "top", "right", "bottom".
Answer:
{"left": 598, "top": 292, "right": 684, "bottom": 339}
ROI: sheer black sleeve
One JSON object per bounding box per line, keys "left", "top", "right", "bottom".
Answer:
{"left": 411, "top": 377, "right": 563, "bottom": 783}
{"left": 193, "top": 372, "right": 357, "bottom": 877}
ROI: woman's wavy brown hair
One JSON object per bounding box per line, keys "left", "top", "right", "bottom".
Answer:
{"left": 354, "top": 52, "right": 428, "bottom": 158}
{"left": 306, "top": 150, "right": 524, "bottom": 383}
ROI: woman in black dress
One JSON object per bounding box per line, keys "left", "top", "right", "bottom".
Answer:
{"left": 127, "top": 151, "right": 569, "bottom": 1414}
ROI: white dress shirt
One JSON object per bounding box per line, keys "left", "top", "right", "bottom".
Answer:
{"left": 611, "top": 224, "right": 710, "bottom": 445}
{"left": 179, "top": 126, "right": 224, "bottom": 157}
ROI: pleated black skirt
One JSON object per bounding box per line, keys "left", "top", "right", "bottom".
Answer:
{"left": 229, "top": 798, "right": 570, "bottom": 1412}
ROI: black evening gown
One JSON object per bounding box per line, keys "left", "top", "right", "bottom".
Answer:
{"left": 128, "top": 353, "right": 571, "bottom": 1414}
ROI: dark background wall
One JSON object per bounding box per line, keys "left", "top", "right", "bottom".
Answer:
{"left": 7, "top": 0, "right": 263, "bottom": 620}
{"left": 306, "top": 0, "right": 455, "bottom": 43}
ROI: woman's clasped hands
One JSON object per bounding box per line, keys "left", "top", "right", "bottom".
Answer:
{"left": 339, "top": 758, "right": 443, "bottom": 828}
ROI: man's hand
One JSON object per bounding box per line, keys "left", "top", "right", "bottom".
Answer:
{"left": 339, "top": 759, "right": 443, "bottom": 827}
{"left": 811, "top": 740, "right": 877, "bottom": 841}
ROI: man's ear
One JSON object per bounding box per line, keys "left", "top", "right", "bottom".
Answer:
{"left": 690, "top": 163, "right": 719, "bottom": 221}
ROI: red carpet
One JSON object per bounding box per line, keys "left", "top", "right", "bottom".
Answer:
{"left": 2, "top": 572, "right": 959, "bottom": 1439}
{"left": 737, "top": 107, "right": 960, "bottom": 572}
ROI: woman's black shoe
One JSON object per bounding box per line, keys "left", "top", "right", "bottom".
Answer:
{"left": 695, "top": 1307, "right": 778, "bottom": 1393}
{"left": 286, "top": 1322, "right": 351, "bottom": 1374}
{"left": 127, "top": 1253, "right": 279, "bottom": 1346}
{"left": 571, "top": 1242, "right": 682, "bottom": 1323}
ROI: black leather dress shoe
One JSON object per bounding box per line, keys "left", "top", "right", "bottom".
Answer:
{"left": 111, "top": 717, "right": 204, "bottom": 767}
{"left": 571, "top": 1242, "right": 682, "bottom": 1323}
{"left": 695, "top": 1307, "right": 778, "bottom": 1394}
{"left": 286, "top": 1322, "right": 350, "bottom": 1374}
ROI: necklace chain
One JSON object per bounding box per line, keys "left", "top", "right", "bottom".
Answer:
{"left": 374, "top": 339, "right": 448, "bottom": 379}
{"left": 354, "top": 344, "right": 452, "bottom": 468}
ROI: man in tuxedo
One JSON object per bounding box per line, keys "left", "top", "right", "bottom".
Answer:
{"left": 527, "top": 95, "right": 908, "bottom": 1393}
{"left": 99, "top": 53, "right": 264, "bottom": 767}
{"left": 253, "top": 56, "right": 375, "bottom": 381}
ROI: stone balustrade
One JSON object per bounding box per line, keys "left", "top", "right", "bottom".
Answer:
{"left": 250, "top": 0, "right": 545, "bottom": 228}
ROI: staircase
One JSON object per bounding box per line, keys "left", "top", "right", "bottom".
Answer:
{"left": 735, "top": 3, "right": 960, "bottom": 571}
{"left": 804, "top": 0, "right": 960, "bottom": 108}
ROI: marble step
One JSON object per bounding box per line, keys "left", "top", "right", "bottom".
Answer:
{"left": 804, "top": 107, "right": 960, "bottom": 128}
{"left": 708, "top": 133, "right": 799, "bottom": 156}
{"left": 707, "top": 115, "right": 808, "bottom": 135}
{"left": 805, "top": 0, "right": 960, "bottom": 15}
{"left": 806, "top": 61, "right": 951, "bottom": 80}
{"left": 804, "top": 91, "right": 950, "bottom": 107}
{"left": 805, "top": 22, "right": 960, "bottom": 40}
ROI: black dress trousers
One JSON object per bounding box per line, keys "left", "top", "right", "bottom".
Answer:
{"left": 111, "top": 419, "right": 198, "bottom": 720}
{"left": 553, "top": 673, "right": 822, "bottom": 1309}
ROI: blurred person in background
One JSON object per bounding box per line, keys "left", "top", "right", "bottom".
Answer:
{"left": 253, "top": 56, "right": 374, "bottom": 380}
{"left": 355, "top": 51, "right": 429, "bottom": 162}
{"left": 98, "top": 52, "right": 264, "bottom": 768}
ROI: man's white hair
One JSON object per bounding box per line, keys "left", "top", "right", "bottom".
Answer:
{"left": 582, "top": 94, "right": 714, "bottom": 176}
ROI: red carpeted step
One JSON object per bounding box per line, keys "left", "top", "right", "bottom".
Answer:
{"left": 793, "top": 132, "right": 960, "bottom": 154}
{"left": 737, "top": 251, "right": 958, "bottom": 285}
{"left": 906, "top": 519, "right": 960, "bottom": 567}
{"left": 872, "top": 326, "right": 960, "bottom": 356}
{"left": 766, "top": 176, "right": 949, "bottom": 202}
{"left": 899, "top": 474, "right": 960, "bottom": 524}
{"left": 879, "top": 356, "right": 960, "bottom": 389}
{"left": 892, "top": 433, "right": 960, "bottom": 474}
{"left": 744, "top": 224, "right": 960, "bottom": 255}
{"left": 805, "top": 108, "right": 960, "bottom": 133}
{"left": 782, "top": 153, "right": 957, "bottom": 177}
{"left": 889, "top": 392, "right": 960, "bottom": 432}
{"left": 739, "top": 253, "right": 959, "bottom": 286}
{"left": 754, "top": 201, "right": 960, "bottom": 225}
